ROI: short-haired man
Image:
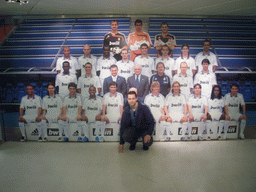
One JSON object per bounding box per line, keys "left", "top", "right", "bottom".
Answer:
{"left": 194, "top": 58, "right": 217, "bottom": 99}
{"left": 172, "top": 62, "right": 193, "bottom": 100}
{"left": 144, "top": 81, "right": 166, "bottom": 123}
{"left": 96, "top": 46, "right": 117, "bottom": 91}
{"left": 224, "top": 83, "right": 247, "bottom": 139}
{"left": 115, "top": 49, "right": 134, "bottom": 81}
{"left": 62, "top": 83, "right": 88, "bottom": 142}
{"left": 18, "top": 84, "right": 42, "bottom": 141}
{"left": 77, "top": 62, "right": 101, "bottom": 99}
{"left": 101, "top": 81, "right": 124, "bottom": 124}
{"left": 78, "top": 44, "right": 97, "bottom": 76}
{"left": 164, "top": 81, "right": 188, "bottom": 140}
{"left": 103, "top": 64, "right": 127, "bottom": 97}
{"left": 103, "top": 20, "right": 128, "bottom": 61}
{"left": 82, "top": 86, "right": 104, "bottom": 142}
{"left": 195, "top": 39, "right": 218, "bottom": 73}
{"left": 127, "top": 64, "right": 150, "bottom": 103}
{"left": 127, "top": 19, "right": 153, "bottom": 61}
{"left": 154, "top": 22, "right": 176, "bottom": 57}
{"left": 119, "top": 91, "right": 155, "bottom": 152}
{"left": 55, "top": 61, "right": 77, "bottom": 99}
{"left": 134, "top": 43, "right": 155, "bottom": 77}
{"left": 56, "top": 46, "right": 80, "bottom": 77}
{"left": 150, "top": 62, "right": 171, "bottom": 97}
{"left": 155, "top": 45, "right": 175, "bottom": 79}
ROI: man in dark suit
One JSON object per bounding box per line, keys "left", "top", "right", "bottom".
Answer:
{"left": 103, "top": 64, "right": 127, "bottom": 96}
{"left": 127, "top": 64, "right": 150, "bottom": 103}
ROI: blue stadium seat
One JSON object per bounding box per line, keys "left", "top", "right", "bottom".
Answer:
{"left": 243, "top": 82, "right": 254, "bottom": 102}
{"left": 3, "top": 83, "right": 15, "bottom": 103}
{"left": 221, "top": 81, "right": 229, "bottom": 96}
{"left": 30, "top": 83, "right": 40, "bottom": 96}
{"left": 40, "top": 82, "right": 49, "bottom": 98}
{"left": 14, "top": 83, "right": 26, "bottom": 103}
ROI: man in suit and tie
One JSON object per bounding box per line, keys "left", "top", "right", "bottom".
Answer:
{"left": 127, "top": 64, "right": 150, "bottom": 103}
{"left": 103, "top": 64, "right": 127, "bottom": 97}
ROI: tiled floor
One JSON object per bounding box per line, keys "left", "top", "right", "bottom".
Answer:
{"left": 0, "top": 140, "right": 255, "bottom": 192}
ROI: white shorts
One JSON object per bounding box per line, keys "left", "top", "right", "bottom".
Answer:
{"left": 208, "top": 112, "right": 222, "bottom": 121}
{"left": 23, "top": 115, "right": 37, "bottom": 123}
{"left": 189, "top": 113, "right": 204, "bottom": 122}
{"left": 229, "top": 113, "right": 242, "bottom": 121}
{"left": 106, "top": 115, "right": 119, "bottom": 123}
{"left": 169, "top": 113, "right": 184, "bottom": 122}
{"left": 45, "top": 114, "right": 58, "bottom": 123}
{"left": 66, "top": 115, "right": 78, "bottom": 123}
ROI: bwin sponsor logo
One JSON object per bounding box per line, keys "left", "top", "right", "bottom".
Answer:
{"left": 48, "top": 104, "right": 57, "bottom": 108}
{"left": 62, "top": 83, "right": 68, "bottom": 86}
{"left": 228, "top": 104, "right": 238, "bottom": 107}
{"left": 109, "top": 41, "right": 120, "bottom": 45}
{"left": 108, "top": 103, "right": 118, "bottom": 107}
{"left": 84, "top": 84, "right": 90, "bottom": 88}
{"left": 227, "top": 126, "right": 236, "bottom": 133}
{"left": 210, "top": 106, "right": 221, "bottom": 109}
{"left": 88, "top": 106, "right": 98, "bottom": 110}
{"left": 151, "top": 104, "right": 160, "bottom": 107}
{"left": 200, "top": 81, "right": 209, "bottom": 84}
{"left": 121, "top": 70, "right": 130, "bottom": 73}
{"left": 102, "top": 66, "right": 110, "bottom": 70}
{"left": 191, "top": 127, "right": 198, "bottom": 134}
{"left": 171, "top": 103, "right": 182, "bottom": 107}
{"left": 27, "top": 106, "right": 36, "bottom": 109}
{"left": 141, "top": 64, "right": 149, "bottom": 68}
{"left": 180, "top": 83, "right": 188, "bottom": 87}
{"left": 104, "top": 128, "right": 113, "bottom": 136}
{"left": 48, "top": 129, "right": 59, "bottom": 136}
{"left": 192, "top": 105, "right": 201, "bottom": 109}
{"left": 68, "top": 105, "right": 78, "bottom": 108}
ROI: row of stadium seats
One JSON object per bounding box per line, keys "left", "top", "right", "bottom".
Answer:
{"left": 0, "top": 81, "right": 255, "bottom": 103}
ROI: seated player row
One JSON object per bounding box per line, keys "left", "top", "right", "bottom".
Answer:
{"left": 146, "top": 81, "right": 247, "bottom": 141}
{"left": 18, "top": 80, "right": 246, "bottom": 142}
{"left": 56, "top": 38, "right": 217, "bottom": 84}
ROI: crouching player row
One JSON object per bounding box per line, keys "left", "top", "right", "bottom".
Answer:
{"left": 18, "top": 83, "right": 103, "bottom": 142}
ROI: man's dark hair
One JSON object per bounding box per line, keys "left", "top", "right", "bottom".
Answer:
{"left": 230, "top": 82, "right": 239, "bottom": 89}
{"left": 127, "top": 91, "right": 137, "bottom": 98}
{"left": 109, "top": 81, "right": 118, "bottom": 88}
{"left": 210, "top": 85, "right": 222, "bottom": 100}
{"left": 84, "top": 62, "right": 92, "bottom": 67}
{"left": 26, "top": 84, "right": 34, "bottom": 89}
{"left": 181, "top": 44, "right": 190, "bottom": 59}
{"left": 203, "top": 39, "right": 211, "bottom": 46}
{"left": 68, "top": 82, "right": 77, "bottom": 89}
{"left": 110, "top": 20, "right": 118, "bottom": 25}
{"left": 140, "top": 43, "right": 148, "bottom": 49}
{"left": 161, "top": 22, "right": 168, "bottom": 27}
{"left": 134, "top": 19, "right": 142, "bottom": 25}
{"left": 202, "top": 58, "right": 210, "bottom": 65}
{"left": 110, "top": 64, "right": 118, "bottom": 69}
{"left": 62, "top": 61, "right": 70, "bottom": 67}
{"left": 156, "top": 62, "right": 165, "bottom": 69}
{"left": 194, "top": 83, "right": 202, "bottom": 89}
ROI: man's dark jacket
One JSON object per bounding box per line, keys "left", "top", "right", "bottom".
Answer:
{"left": 120, "top": 101, "right": 155, "bottom": 144}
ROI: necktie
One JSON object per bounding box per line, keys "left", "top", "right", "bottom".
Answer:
{"left": 135, "top": 75, "right": 139, "bottom": 88}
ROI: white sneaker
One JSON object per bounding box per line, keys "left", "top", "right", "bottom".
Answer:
{"left": 239, "top": 134, "right": 245, "bottom": 139}
{"left": 58, "top": 137, "right": 62, "bottom": 142}
{"left": 206, "top": 136, "right": 211, "bottom": 141}
{"left": 198, "top": 136, "right": 203, "bottom": 141}
{"left": 217, "top": 136, "right": 222, "bottom": 140}
{"left": 99, "top": 137, "right": 105, "bottom": 142}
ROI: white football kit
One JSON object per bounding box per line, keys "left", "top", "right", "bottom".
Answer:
{"left": 134, "top": 56, "right": 155, "bottom": 78}
{"left": 116, "top": 60, "right": 134, "bottom": 80}
{"left": 208, "top": 97, "right": 224, "bottom": 121}
{"left": 175, "top": 56, "right": 196, "bottom": 77}
{"left": 195, "top": 52, "right": 218, "bottom": 73}
{"left": 155, "top": 57, "right": 175, "bottom": 79}
{"left": 83, "top": 96, "right": 103, "bottom": 123}
{"left": 78, "top": 55, "right": 97, "bottom": 76}
{"left": 56, "top": 56, "right": 80, "bottom": 75}
{"left": 77, "top": 75, "right": 101, "bottom": 99}
{"left": 172, "top": 73, "right": 193, "bottom": 100}
{"left": 144, "top": 93, "right": 165, "bottom": 122}
{"left": 55, "top": 73, "right": 77, "bottom": 98}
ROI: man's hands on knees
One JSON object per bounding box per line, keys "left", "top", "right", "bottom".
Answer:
{"left": 144, "top": 135, "right": 151, "bottom": 143}
{"left": 119, "top": 145, "right": 124, "bottom": 153}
